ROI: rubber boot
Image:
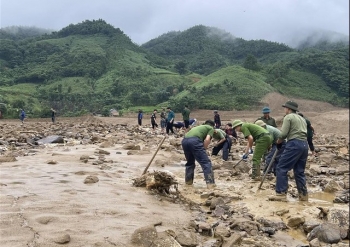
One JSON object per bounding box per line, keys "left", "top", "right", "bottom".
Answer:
{"left": 204, "top": 171, "right": 215, "bottom": 184}
{"left": 251, "top": 165, "right": 261, "bottom": 182}
{"left": 207, "top": 183, "right": 217, "bottom": 189}
{"left": 299, "top": 194, "right": 309, "bottom": 201}
{"left": 185, "top": 171, "right": 194, "bottom": 185}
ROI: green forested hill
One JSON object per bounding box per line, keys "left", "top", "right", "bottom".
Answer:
{"left": 0, "top": 20, "right": 348, "bottom": 118}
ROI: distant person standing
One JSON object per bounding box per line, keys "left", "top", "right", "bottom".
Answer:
{"left": 298, "top": 112, "right": 316, "bottom": 157}
{"left": 166, "top": 107, "right": 175, "bottom": 134}
{"left": 182, "top": 105, "right": 191, "bottom": 131}
{"left": 256, "top": 107, "right": 277, "bottom": 127}
{"left": 19, "top": 109, "right": 26, "bottom": 124}
{"left": 214, "top": 110, "right": 221, "bottom": 129}
{"left": 137, "top": 109, "right": 143, "bottom": 126}
{"left": 160, "top": 108, "right": 167, "bottom": 134}
{"left": 150, "top": 109, "right": 158, "bottom": 131}
{"left": 51, "top": 108, "right": 56, "bottom": 123}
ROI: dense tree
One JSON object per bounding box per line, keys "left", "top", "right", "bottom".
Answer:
{"left": 243, "top": 54, "right": 260, "bottom": 72}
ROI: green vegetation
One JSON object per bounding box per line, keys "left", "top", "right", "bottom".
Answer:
{"left": 0, "top": 20, "right": 348, "bottom": 118}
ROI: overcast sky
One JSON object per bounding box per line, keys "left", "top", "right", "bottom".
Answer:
{"left": 0, "top": 0, "right": 349, "bottom": 46}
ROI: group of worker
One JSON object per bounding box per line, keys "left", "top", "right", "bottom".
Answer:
{"left": 180, "top": 100, "right": 316, "bottom": 202}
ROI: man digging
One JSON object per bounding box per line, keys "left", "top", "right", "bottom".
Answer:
{"left": 211, "top": 128, "right": 232, "bottom": 161}
{"left": 268, "top": 100, "right": 309, "bottom": 202}
{"left": 232, "top": 120, "right": 272, "bottom": 181}
{"left": 181, "top": 120, "right": 216, "bottom": 189}
{"left": 254, "top": 120, "right": 286, "bottom": 175}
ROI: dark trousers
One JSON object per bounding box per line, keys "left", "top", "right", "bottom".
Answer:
{"left": 264, "top": 141, "right": 286, "bottom": 174}
{"left": 184, "top": 120, "right": 189, "bottom": 128}
{"left": 275, "top": 139, "right": 308, "bottom": 196}
{"left": 182, "top": 137, "right": 215, "bottom": 184}
{"left": 151, "top": 121, "right": 158, "bottom": 129}
{"left": 138, "top": 119, "right": 142, "bottom": 126}
{"left": 166, "top": 121, "right": 174, "bottom": 134}
{"left": 307, "top": 136, "right": 315, "bottom": 151}
{"left": 212, "top": 137, "right": 232, "bottom": 161}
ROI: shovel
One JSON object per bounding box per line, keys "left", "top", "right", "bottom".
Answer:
{"left": 142, "top": 136, "right": 166, "bottom": 175}
{"left": 257, "top": 148, "right": 278, "bottom": 190}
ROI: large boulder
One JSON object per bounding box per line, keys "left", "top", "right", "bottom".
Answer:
{"left": 307, "top": 223, "right": 342, "bottom": 244}
{"left": 35, "top": 135, "right": 64, "bottom": 144}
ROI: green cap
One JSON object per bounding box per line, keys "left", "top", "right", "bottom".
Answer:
{"left": 232, "top": 120, "right": 244, "bottom": 129}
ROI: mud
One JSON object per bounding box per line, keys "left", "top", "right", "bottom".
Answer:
{"left": 0, "top": 102, "right": 349, "bottom": 246}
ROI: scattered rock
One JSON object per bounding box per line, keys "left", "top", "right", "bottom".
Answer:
{"left": 36, "top": 135, "right": 64, "bottom": 145}
{"left": 97, "top": 149, "right": 110, "bottom": 155}
{"left": 84, "top": 175, "right": 99, "bottom": 184}
{"left": 175, "top": 231, "right": 198, "bottom": 247}
{"left": 53, "top": 233, "right": 70, "bottom": 244}
{"left": 47, "top": 160, "right": 57, "bottom": 164}
{"left": 287, "top": 215, "right": 305, "bottom": 228}
{"left": 130, "top": 225, "right": 158, "bottom": 246}
{"left": 222, "top": 233, "right": 242, "bottom": 246}
{"left": 303, "top": 221, "right": 320, "bottom": 233}
{"left": 324, "top": 179, "right": 343, "bottom": 193}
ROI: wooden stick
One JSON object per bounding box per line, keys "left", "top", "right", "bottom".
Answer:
{"left": 142, "top": 136, "right": 166, "bottom": 175}
{"left": 258, "top": 149, "right": 278, "bottom": 190}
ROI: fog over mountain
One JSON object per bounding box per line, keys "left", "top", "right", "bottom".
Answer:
{"left": 0, "top": 0, "right": 348, "bottom": 46}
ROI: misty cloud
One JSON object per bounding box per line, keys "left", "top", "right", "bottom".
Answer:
{"left": 0, "top": 0, "right": 348, "bottom": 46}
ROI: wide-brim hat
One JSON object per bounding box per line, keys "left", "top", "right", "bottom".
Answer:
{"left": 232, "top": 120, "right": 244, "bottom": 129}
{"left": 254, "top": 120, "right": 266, "bottom": 127}
{"left": 282, "top": 100, "right": 298, "bottom": 111}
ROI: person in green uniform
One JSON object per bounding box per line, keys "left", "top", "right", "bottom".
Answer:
{"left": 181, "top": 120, "right": 216, "bottom": 189}
{"left": 182, "top": 105, "right": 191, "bottom": 131}
{"left": 254, "top": 120, "right": 286, "bottom": 175}
{"left": 211, "top": 128, "right": 232, "bottom": 161}
{"left": 268, "top": 101, "right": 308, "bottom": 202}
{"left": 256, "top": 107, "right": 277, "bottom": 127}
{"left": 232, "top": 120, "right": 272, "bottom": 181}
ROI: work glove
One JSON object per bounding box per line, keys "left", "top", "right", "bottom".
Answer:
{"left": 276, "top": 143, "right": 283, "bottom": 150}
{"left": 242, "top": 154, "right": 249, "bottom": 160}
{"left": 249, "top": 149, "right": 254, "bottom": 154}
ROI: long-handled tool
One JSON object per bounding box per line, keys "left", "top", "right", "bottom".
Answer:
{"left": 257, "top": 149, "right": 278, "bottom": 190}
{"left": 142, "top": 136, "right": 166, "bottom": 175}
{"left": 232, "top": 158, "right": 245, "bottom": 169}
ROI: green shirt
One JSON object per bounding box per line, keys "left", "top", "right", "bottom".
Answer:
{"left": 185, "top": 125, "right": 215, "bottom": 142}
{"left": 212, "top": 129, "right": 226, "bottom": 140}
{"left": 241, "top": 123, "right": 269, "bottom": 141}
{"left": 182, "top": 107, "right": 190, "bottom": 121}
{"left": 279, "top": 113, "right": 307, "bottom": 141}
{"left": 256, "top": 116, "right": 277, "bottom": 127}
{"left": 266, "top": 125, "right": 281, "bottom": 144}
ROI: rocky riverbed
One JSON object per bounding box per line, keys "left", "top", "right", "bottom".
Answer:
{"left": 0, "top": 113, "right": 349, "bottom": 247}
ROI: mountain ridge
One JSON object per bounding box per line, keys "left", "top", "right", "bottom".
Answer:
{"left": 0, "top": 19, "right": 348, "bottom": 118}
